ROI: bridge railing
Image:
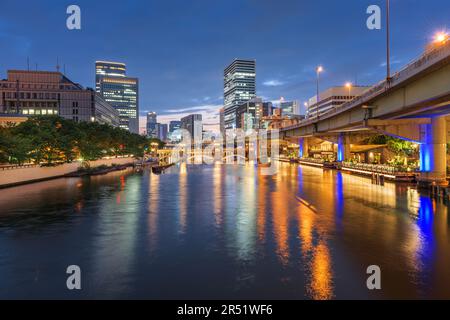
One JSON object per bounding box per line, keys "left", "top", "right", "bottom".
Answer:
{"left": 0, "top": 164, "right": 37, "bottom": 171}
{"left": 341, "top": 162, "right": 416, "bottom": 175}
{"left": 282, "top": 41, "right": 450, "bottom": 131}
{"left": 298, "top": 158, "right": 325, "bottom": 164}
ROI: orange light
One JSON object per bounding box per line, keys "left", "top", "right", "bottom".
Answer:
{"left": 316, "top": 66, "right": 323, "bottom": 73}
{"left": 434, "top": 32, "right": 449, "bottom": 44}
{"left": 345, "top": 82, "right": 352, "bottom": 88}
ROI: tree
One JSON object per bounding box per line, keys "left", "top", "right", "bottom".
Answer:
{"left": 0, "top": 126, "right": 33, "bottom": 165}
{"left": 0, "top": 115, "right": 150, "bottom": 166}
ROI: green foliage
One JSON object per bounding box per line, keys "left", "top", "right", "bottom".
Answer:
{"left": 0, "top": 116, "right": 151, "bottom": 165}
{"left": 0, "top": 126, "right": 33, "bottom": 165}
{"left": 362, "top": 134, "right": 416, "bottom": 157}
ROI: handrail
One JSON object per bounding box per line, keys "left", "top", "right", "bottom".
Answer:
{"left": 341, "top": 162, "right": 417, "bottom": 174}
{"left": 0, "top": 164, "right": 37, "bottom": 171}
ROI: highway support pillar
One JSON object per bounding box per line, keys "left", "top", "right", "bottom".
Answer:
{"left": 299, "top": 138, "right": 309, "bottom": 158}
{"left": 418, "top": 116, "right": 448, "bottom": 187}
{"left": 337, "top": 133, "right": 351, "bottom": 162}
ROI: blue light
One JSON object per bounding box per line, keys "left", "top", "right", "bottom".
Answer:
{"left": 298, "top": 138, "right": 304, "bottom": 158}
{"left": 420, "top": 144, "right": 432, "bottom": 172}
{"left": 337, "top": 142, "right": 344, "bottom": 162}
{"left": 335, "top": 172, "right": 344, "bottom": 226}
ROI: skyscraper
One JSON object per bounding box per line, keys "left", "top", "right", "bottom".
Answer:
{"left": 168, "top": 120, "right": 182, "bottom": 142}
{"left": 181, "top": 114, "right": 202, "bottom": 144}
{"left": 95, "top": 61, "right": 139, "bottom": 133}
{"left": 146, "top": 112, "right": 157, "bottom": 138}
{"left": 223, "top": 59, "right": 256, "bottom": 129}
{"left": 219, "top": 108, "right": 225, "bottom": 136}
{"left": 169, "top": 120, "right": 182, "bottom": 133}
{"left": 156, "top": 123, "right": 168, "bottom": 142}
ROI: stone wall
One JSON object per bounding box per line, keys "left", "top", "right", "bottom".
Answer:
{"left": 0, "top": 157, "right": 136, "bottom": 188}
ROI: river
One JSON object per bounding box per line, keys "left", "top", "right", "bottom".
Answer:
{"left": 0, "top": 162, "right": 449, "bottom": 299}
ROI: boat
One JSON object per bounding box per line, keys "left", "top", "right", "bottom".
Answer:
{"left": 151, "top": 163, "right": 175, "bottom": 174}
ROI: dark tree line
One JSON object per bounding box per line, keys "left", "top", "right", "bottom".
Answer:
{"left": 0, "top": 116, "right": 162, "bottom": 165}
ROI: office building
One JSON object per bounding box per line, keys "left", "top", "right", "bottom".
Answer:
{"left": 0, "top": 70, "right": 119, "bottom": 126}
{"left": 235, "top": 98, "right": 272, "bottom": 131}
{"left": 146, "top": 112, "right": 157, "bottom": 138}
{"left": 307, "top": 86, "right": 368, "bottom": 118}
{"left": 156, "top": 123, "right": 168, "bottom": 142}
{"left": 219, "top": 108, "right": 225, "bottom": 136}
{"left": 96, "top": 61, "right": 139, "bottom": 133}
{"left": 169, "top": 120, "right": 182, "bottom": 133}
{"left": 181, "top": 114, "right": 202, "bottom": 143}
{"left": 223, "top": 59, "right": 256, "bottom": 129}
{"left": 280, "top": 100, "right": 300, "bottom": 118}
{"left": 168, "top": 120, "right": 182, "bottom": 142}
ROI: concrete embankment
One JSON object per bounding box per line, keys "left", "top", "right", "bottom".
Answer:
{"left": 0, "top": 157, "right": 136, "bottom": 189}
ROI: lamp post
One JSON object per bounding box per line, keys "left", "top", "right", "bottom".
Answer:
{"left": 386, "top": 0, "right": 391, "bottom": 81}
{"left": 345, "top": 82, "right": 352, "bottom": 98}
{"left": 316, "top": 66, "right": 323, "bottom": 119}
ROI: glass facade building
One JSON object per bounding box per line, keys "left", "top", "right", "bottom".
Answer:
{"left": 169, "top": 120, "right": 182, "bottom": 133}
{"left": 236, "top": 98, "right": 272, "bottom": 131}
{"left": 223, "top": 59, "right": 256, "bottom": 129}
{"left": 280, "top": 100, "right": 300, "bottom": 118}
{"left": 181, "top": 114, "right": 203, "bottom": 144}
{"left": 95, "top": 61, "right": 139, "bottom": 133}
{"left": 156, "top": 123, "right": 168, "bottom": 142}
{"left": 146, "top": 112, "right": 157, "bottom": 138}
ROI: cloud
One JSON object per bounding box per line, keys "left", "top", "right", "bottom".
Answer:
{"left": 263, "top": 79, "right": 285, "bottom": 87}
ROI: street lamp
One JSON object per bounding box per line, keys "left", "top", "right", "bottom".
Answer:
{"left": 345, "top": 82, "right": 352, "bottom": 98}
{"left": 434, "top": 31, "right": 449, "bottom": 44}
{"left": 316, "top": 65, "right": 323, "bottom": 119}
{"left": 386, "top": 0, "right": 391, "bottom": 81}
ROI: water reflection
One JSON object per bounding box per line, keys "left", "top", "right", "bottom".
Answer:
{"left": 0, "top": 163, "right": 449, "bottom": 299}
{"left": 296, "top": 168, "right": 334, "bottom": 299}
{"left": 148, "top": 171, "right": 160, "bottom": 251}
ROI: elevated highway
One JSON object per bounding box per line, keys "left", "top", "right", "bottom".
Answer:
{"left": 281, "top": 42, "right": 450, "bottom": 185}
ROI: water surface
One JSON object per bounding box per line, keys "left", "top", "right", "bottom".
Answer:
{"left": 0, "top": 163, "right": 449, "bottom": 299}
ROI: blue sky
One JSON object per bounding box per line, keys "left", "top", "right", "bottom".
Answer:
{"left": 0, "top": 0, "right": 449, "bottom": 132}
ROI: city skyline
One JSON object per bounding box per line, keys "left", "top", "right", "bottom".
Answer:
{"left": 2, "top": 0, "right": 450, "bottom": 302}
{"left": 1, "top": 0, "right": 449, "bottom": 134}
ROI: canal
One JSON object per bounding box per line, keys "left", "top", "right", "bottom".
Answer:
{"left": 0, "top": 162, "right": 449, "bottom": 299}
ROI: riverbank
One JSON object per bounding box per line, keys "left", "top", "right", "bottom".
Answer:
{"left": 278, "top": 157, "right": 417, "bottom": 183}
{"left": 0, "top": 157, "right": 137, "bottom": 189}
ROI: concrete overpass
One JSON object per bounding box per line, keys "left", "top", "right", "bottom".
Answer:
{"left": 282, "top": 41, "right": 450, "bottom": 185}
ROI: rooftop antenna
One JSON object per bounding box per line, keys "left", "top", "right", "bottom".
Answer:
{"left": 27, "top": 57, "right": 30, "bottom": 71}
{"left": 56, "top": 57, "right": 60, "bottom": 72}
{"left": 63, "top": 64, "right": 66, "bottom": 75}
{"left": 35, "top": 63, "right": 38, "bottom": 71}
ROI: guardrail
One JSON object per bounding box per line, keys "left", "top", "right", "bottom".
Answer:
{"left": 0, "top": 164, "right": 37, "bottom": 171}
{"left": 341, "top": 162, "right": 416, "bottom": 175}
{"left": 0, "top": 156, "right": 135, "bottom": 171}
{"left": 298, "top": 158, "right": 325, "bottom": 164}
